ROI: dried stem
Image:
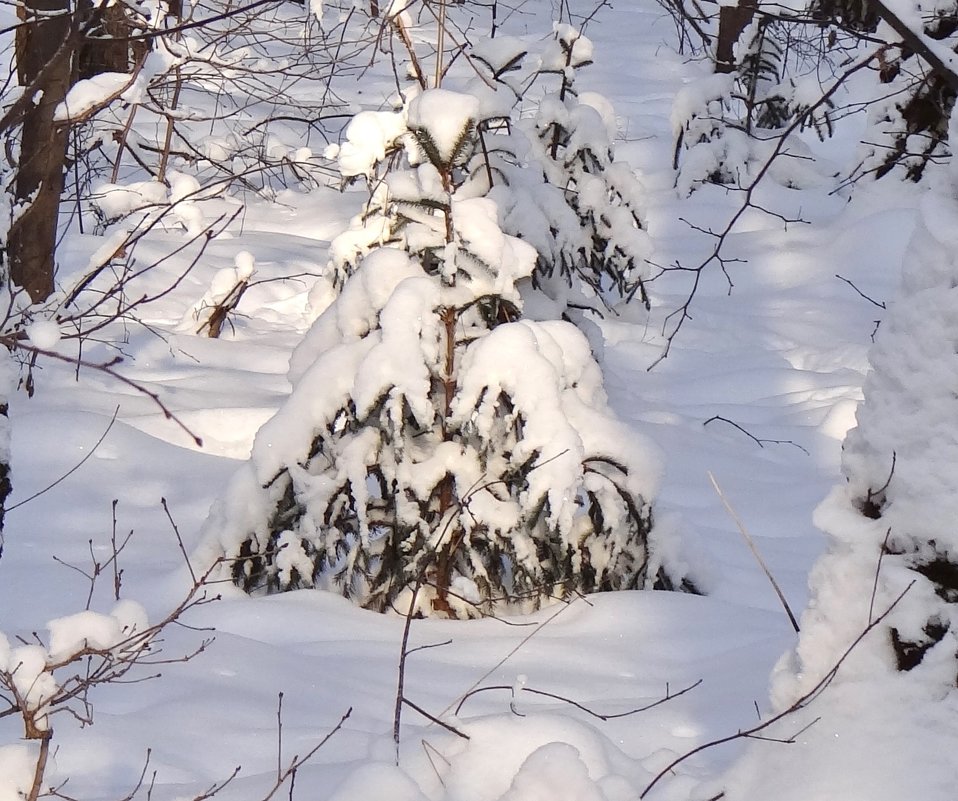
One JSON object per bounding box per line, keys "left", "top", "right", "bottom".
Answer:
{"left": 639, "top": 581, "right": 915, "bottom": 798}
{"left": 708, "top": 471, "right": 800, "bottom": 633}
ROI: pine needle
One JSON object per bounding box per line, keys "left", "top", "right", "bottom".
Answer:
{"left": 707, "top": 471, "right": 800, "bottom": 633}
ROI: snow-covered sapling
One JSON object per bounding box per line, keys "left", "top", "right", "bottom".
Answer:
{"left": 325, "top": 25, "right": 654, "bottom": 321}
{"left": 475, "top": 27, "right": 654, "bottom": 316}
{"left": 0, "top": 526, "right": 218, "bottom": 801}
{"left": 672, "top": 16, "right": 836, "bottom": 195}
{"left": 203, "top": 87, "right": 675, "bottom": 618}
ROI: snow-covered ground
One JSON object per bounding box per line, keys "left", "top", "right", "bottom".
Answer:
{"left": 0, "top": 2, "right": 926, "bottom": 800}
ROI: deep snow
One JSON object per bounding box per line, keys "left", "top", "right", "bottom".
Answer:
{"left": 0, "top": 1, "right": 929, "bottom": 800}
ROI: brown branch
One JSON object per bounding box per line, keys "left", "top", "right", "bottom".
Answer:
{"left": 835, "top": 274, "right": 886, "bottom": 309}
{"left": 455, "top": 678, "right": 703, "bottom": 719}
{"left": 868, "top": 0, "right": 958, "bottom": 93}
{"left": 2, "top": 342, "right": 203, "bottom": 447}
{"left": 639, "top": 581, "right": 915, "bottom": 798}
{"left": 650, "top": 48, "right": 886, "bottom": 368}
{"left": 402, "top": 697, "right": 470, "bottom": 739}
{"left": 704, "top": 415, "right": 810, "bottom": 455}
{"left": 26, "top": 731, "right": 52, "bottom": 801}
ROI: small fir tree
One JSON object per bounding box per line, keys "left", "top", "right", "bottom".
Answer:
{"left": 478, "top": 27, "right": 654, "bottom": 316}
{"left": 202, "top": 87, "right": 673, "bottom": 617}
{"left": 323, "top": 26, "right": 654, "bottom": 323}
{"left": 672, "top": 16, "right": 836, "bottom": 195}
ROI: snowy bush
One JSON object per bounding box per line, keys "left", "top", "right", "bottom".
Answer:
{"left": 324, "top": 25, "right": 654, "bottom": 320}
{"left": 672, "top": 12, "right": 837, "bottom": 194}
{"left": 717, "top": 109, "right": 958, "bottom": 800}
{"left": 202, "top": 86, "right": 675, "bottom": 618}
{"left": 795, "top": 178, "right": 958, "bottom": 687}
{"left": 485, "top": 26, "right": 654, "bottom": 315}
{"left": 852, "top": 48, "right": 954, "bottom": 182}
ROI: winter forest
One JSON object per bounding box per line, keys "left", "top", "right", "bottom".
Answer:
{"left": 1, "top": 0, "right": 957, "bottom": 797}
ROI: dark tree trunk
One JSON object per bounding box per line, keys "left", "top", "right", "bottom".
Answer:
{"left": 9, "top": 0, "right": 72, "bottom": 303}
{"left": 715, "top": 0, "right": 756, "bottom": 73}
{"left": 77, "top": 0, "right": 132, "bottom": 78}
{"left": 0, "top": 396, "right": 10, "bottom": 545}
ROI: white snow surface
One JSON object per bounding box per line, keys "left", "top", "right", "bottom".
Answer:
{"left": 0, "top": 2, "right": 942, "bottom": 801}
{"left": 55, "top": 72, "right": 131, "bottom": 123}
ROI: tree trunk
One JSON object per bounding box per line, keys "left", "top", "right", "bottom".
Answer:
{"left": 715, "top": 0, "right": 756, "bottom": 73}
{"left": 10, "top": 0, "right": 72, "bottom": 303}
{"left": 77, "top": 0, "right": 132, "bottom": 79}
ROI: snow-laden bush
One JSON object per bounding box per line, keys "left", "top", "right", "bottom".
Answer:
{"left": 485, "top": 26, "right": 653, "bottom": 315}
{"left": 202, "top": 87, "right": 674, "bottom": 617}
{"left": 324, "top": 25, "right": 654, "bottom": 321}
{"left": 672, "top": 17, "right": 836, "bottom": 195}
{"left": 852, "top": 47, "right": 954, "bottom": 183}
{"left": 717, "top": 109, "right": 958, "bottom": 801}
{"left": 792, "top": 177, "right": 958, "bottom": 686}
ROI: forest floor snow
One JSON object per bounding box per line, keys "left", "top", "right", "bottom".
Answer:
{"left": 0, "top": 2, "right": 921, "bottom": 800}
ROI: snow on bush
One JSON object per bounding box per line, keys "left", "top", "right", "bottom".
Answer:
{"left": 671, "top": 18, "right": 835, "bottom": 195}
{"left": 179, "top": 250, "right": 255, "bottom": 336}
{"left": 326, "top": 713, "right": 649, "bottom": 801}
{"left": 0, "top": 745, "right": 32, "bottom": 801}
{"left": 200, "top": 86, "right": 680, "bottom": 617}
{"left": 716, "top": 110, "right": 958, "bottom": 801}
{"left": 481, "top": 27, "right": 654, "bottom": 317}
{"left": 0, "top": 600, "right": 148, "bottom": 738}
{"left": 321, "top": 26, "right": 654, "bottom": 322}
{"left": 848, "top": 0, "right": 958, "bottom": 183}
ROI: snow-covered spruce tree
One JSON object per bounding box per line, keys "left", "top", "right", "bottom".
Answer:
{"left": 483, "top": 26, "right": 654, "bottom": 315}
{"left": 673, "top": 8, "right": 844, "bottom": 195}
{"left": 322, "top": 25, "right": 654, "bottom": 323}
{"left": 678, "top": 0, "right": 958, "bottom": 189}
{"left": 201, "top": 88, "right": 674, "bottom": 617}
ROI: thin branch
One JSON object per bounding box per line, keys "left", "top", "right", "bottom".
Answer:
{"left": 704, "top": 416, "right": 810, "bottom": 455}
{"left": 162, "top": 497, "right": 196, "bottom": 585}
{"left": 1, "top": 342, "right": 203, "bottom": 447}
{"left": 868, "top": 528, "right": 893, "bottom": 625}
{"left": 401, "top": 698, "right": 469, "bottom": 739}
{"left": 406, "top": 639, "right": 453, "bottom": 656}
{"left": 835, "top": 274, "right": 886, "bottom": 309}
{"left": 8, "top": 406, "right": 119, "bottom": 511}
{"left": 650, "top": 48, "right": 885, "bottom": 367}
{"left": 455, "top": 678, "right": 703, "bottom": 719}
{"left": 708, "top": 471, "right": 801, "bottom": 633}
{"left": 639, "top": 581, "right": 915, "bottom": 798}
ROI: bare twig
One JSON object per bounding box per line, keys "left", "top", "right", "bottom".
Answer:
{"left": 162, "top": 497, "right": 196, "bottom": 585}
{"left": 650, "top": 49, "right": 886, "bottom": 367}
{"left": 704, "top": 416, "right": 810, "bottom": 455}
{"left": 835, "top": 274, "right": 886, "bottom": 309}
{"left": 8, "top": 406, "right": 120, "bottom": 511}
{"left": 0, "top": 342, "right": 203, "bottom": 447}
{"left": 402, "top": 698, "right": 469, "bottom": 740}
{"left": 868, "top": 528, "right": 893, "bottom": 625}
{"left": 455, "top": 678, "right": 703, "bottom": 719}
{"left": 708, "top": 471, "right": 801, "bottom": 633}
{"left": 639, "top": 581, "right": 915, "bottom": 798}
